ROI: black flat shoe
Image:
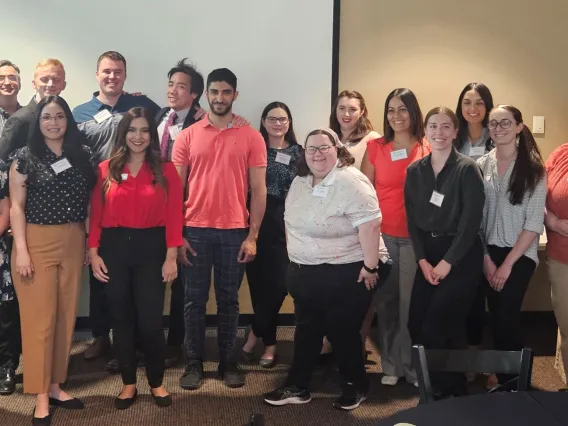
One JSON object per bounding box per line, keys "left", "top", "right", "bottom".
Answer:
{"left": 114, "top": 390, "right": 137, "bottom": 410}
{"left": 31, "top": 408, "right": 51, "bottom": 425}
{"left": 48, "top": 396, "right": 85, "bottom": 409}
{"left": 259, "top": 354, "right": 278, "bottom": 369}
{"left": 151, "top": 391, "right": 172, "bottom": 407}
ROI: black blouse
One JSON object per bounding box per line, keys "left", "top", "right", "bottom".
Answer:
{"left": 13, "top": 146, "right": 95, "bottom": 225}
{"left": 266, "top": 144, "right": 301, "bottom": 199}
{"left": 404, "top": 148, "right": 485, "bottom": 266}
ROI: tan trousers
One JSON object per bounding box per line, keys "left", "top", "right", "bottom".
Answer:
{"left": 12, "top": 223, "right": 85, "bottom": 394}
{"left": 548, "top": 256, "right": 568, "bottom": 385}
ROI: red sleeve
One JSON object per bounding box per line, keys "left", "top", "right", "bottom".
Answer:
{"left": 172, "top": 127, "right": 191, "bottom": 167}
{"left": 88, "top": 162, "right": 107, "bottom": 248}
{"left": 248, "top": 129, "right": 267, "bottom": 168}
{"left": 366, "top": 137, "right": 380, "bottom": 166}
{"left": 164, "top": 162, "right": 184, "bottom": 248}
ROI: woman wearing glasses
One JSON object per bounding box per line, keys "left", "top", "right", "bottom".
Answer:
{"left": 241, "top": 102, "right": 301, "bottom": 368}
{"left": 264, "top": 128, "right": 390, "bottom": 410}
{"left": 478, "top": 105, "right": 546, "bottom": 387}
{"left": 361, "top": 88, "right": 430, "bottom": 387}
{"left": 9, "top": 96, "right": 96, "bottom": 425}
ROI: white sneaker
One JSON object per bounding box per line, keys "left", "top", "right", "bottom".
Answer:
{"left": 405, "top": 378, "right": 419, "bottom": 388}
{"left": 381, "top": 375, "right": 399, "bottom": 386}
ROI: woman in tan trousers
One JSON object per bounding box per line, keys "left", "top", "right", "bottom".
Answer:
{"left": 9, "top": 96, "right": 96, "bottom": 425}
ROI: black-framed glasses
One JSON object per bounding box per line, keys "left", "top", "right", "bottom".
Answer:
{"left": 488, "top": 119, "right": 516, "bottom": 130}
{"left": 266, "top": 117, "right": 289, "bottom": 125}
{"left": 40, "top": 114, "right": 66, "bottom": 122}
{"left": 305, "top": 145, "right": 332, "bottom": 155}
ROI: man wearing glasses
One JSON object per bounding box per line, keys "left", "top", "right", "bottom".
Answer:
{"left": 0, "top": 59, "right": 22, "bottom": 396}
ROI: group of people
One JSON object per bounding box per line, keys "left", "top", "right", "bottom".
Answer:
{"left": 0, "top": 51, "right": 566, "bottom": 425}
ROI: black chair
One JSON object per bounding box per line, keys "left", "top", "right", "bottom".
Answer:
{"left": 412, "top": 344, "right": 534, "bottom": 405}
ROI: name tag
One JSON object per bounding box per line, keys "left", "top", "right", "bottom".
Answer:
{"left": 275, "top": 152, "right": 291, "bottom": 165}
{"left": 429, "top": 190, "right": 444, "bottom": 207}
{"left": 390, "top": 148, "right": 408, "bottom": 161}
{"left": 469, "top": 146, "right": 485, "bottom": 157}
{"left": 312, "top": 186, "right": 329, "bottom": 198}
{"left": 121, "top": 173, "right": 128, "bottom": 181}
{"left": 50, "top": 158, "right": 72, "bottom": 174}
{"left": 93, "top": 109, "right": 112, "bottom": 123}
{"left": 169, "top": 124, "right": 181, "bottom": 141}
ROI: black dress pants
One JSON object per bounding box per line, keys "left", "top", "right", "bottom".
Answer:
{"left": 408, "top": 235, "right": 483, "bottom": 394}
{"left": 245, "top": 196, "right": 288, "bottom": 346}
{"left": 286, "top": 259, "right": 392, "bottom": 391}
{"left": 100, "top": 227, "right": 167, "bottom": 388}
{"left": 484, "top": 245, "right": 536, "bottom": 384}
{"left": 0, "top": 298, "right": 21, "bottom": 370}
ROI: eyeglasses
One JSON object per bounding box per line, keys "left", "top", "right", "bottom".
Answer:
{"left": 40, "top": 114, "right": 66, "bottom": 122}
{"left": 266, "top": 117, "right": 289, "bottom": 125}
{"left": 0, "top": 75, "right": 18, "bottom": 83}
{"left": 488, "top": 119, "right": 516, "bottom": 130}
{"left": 305, "top": 145, "right": 332, "bottom": 155}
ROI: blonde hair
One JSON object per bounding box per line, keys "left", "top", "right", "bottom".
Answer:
{"left": 34, "top": 59, "right": 65, "bottom": 77}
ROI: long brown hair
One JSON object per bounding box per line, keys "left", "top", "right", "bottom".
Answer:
{"left": 329, "top": 90, "right": 374, "bottom": 143}
{"left": 491, "top": 105, "right": 545, "bottom": 205}
{"left": 383, "top": 88, "right": 425, "bottom": 143}
{"left": 103, "top": 107, "right": 167, "bottom": 197}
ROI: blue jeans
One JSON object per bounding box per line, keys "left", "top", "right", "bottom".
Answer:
{"left": 182, "top": 227, "right": 248, "bottom": 362}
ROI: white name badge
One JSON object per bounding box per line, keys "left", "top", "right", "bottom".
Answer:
{"left": 121, "top": 173, "right": 128, "bottom": 181}
{"left": 93, "top": 109, "right": 112, "bottom": 123}
{"left": 390, "top": 148, "right": 408, "bottom": 161}
{"left": 429, "top": 190, "right": 445, "bottom": 207}
{"left": 275, "top": 152, "right": 291, "bottom": 165}
{"left": 50, "top": 158, "right": 72, "bottom": 174}
{"left": 469, "top": 146, "right": 485, "bottom": 157}
{"left": 169, "top": 124, "right": 181, "bottom": 141}
{"left": 312, "top": 186, "right": 329, "bottom": 198}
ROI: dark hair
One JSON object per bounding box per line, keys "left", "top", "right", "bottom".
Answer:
{"left": 259, "top": 101, "right": 298, "bottom": 146}
{"left": 424, "top": 106, "right": 459, "bottom": 130}
{"left": 491, "top": 105, "right": 545, "bottom": 205}
{"left": 296, "top": 129, "right": 354, "bottom": 177}
{"left": 168, "top": 58, "right": 204, "bottom": 103}
{"left": 104, "top": 107, "right": 167, "bottom": 196}
{"left": 25, "top": 96, "right": 95, "bottom": 189}
{"left": 383, "top": 88, "right": 424, "bottom": 143}
{"left": 97, "top": 51, "right": 127, "bottom": 72}
{"left": 455, "top": 82, "right": 494, "bottom": 151}
{"left": 206, "top": 68, "right": 237, "bottom": 91}
{"left": 329, "top": 90, "right": 374, "bottom": 143}
{"left": 0, "top": 60, "right": 20, "bottom": 75}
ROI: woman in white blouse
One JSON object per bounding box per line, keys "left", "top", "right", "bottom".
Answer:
{"left": 478, "top": 105, "right": 546, "bottom": 388}
{"left": 263, "top": 128, "right": 391, "bottom": 411}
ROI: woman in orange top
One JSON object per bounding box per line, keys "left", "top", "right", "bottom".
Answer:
{"left": 361, "top": 88, "right": 430, "bottom": 386}
{"left": 544, "top": 143, "right": 568, "bottom": 390}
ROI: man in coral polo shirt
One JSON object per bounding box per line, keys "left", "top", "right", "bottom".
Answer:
{"left": 172, "top": 68, "right": 267, "bottom": 390}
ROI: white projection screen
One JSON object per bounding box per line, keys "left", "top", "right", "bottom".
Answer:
{"left": 3, "top": 0, "right": 337, "bottom": 316}
{"left": 5, "top": 0, "right": 335, "bottom": 141}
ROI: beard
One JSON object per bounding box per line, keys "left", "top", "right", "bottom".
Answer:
{"left": 209, "top": 101, "right": 232, "bottom": 117}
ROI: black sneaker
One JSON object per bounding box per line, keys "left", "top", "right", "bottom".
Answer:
{"left": 263, "top": 385, "right": 312, "bottom": 406}
{"left": 218, "top": 361, "right": 245, "bottom": 388}
{"left": 179, "top": 360, "right": 204, "bottom": 390}
{"left": 333, "top": 384, "right": 367, "bottom": 411}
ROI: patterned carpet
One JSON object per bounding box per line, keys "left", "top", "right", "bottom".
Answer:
{"left": 0, "top": 324, "right": 563, "bottom": 426}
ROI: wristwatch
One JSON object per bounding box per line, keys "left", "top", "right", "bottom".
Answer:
{"left": 363, "top": 264, "right": 378, "bottom": 274}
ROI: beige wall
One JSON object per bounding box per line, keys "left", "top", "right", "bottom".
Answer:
{"left": 339, "top": 0, "right": 568, "bottom": 160}
{"left": 339, "top": 0, "right": 565, "bottom": 310}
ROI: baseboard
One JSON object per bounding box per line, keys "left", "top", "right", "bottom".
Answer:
{"left": 73, "top": 311, "right": 556, "bottom": 332}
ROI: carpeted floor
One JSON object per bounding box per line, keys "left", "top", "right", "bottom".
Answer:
{"left": 0, "top": 322, "right": 563, "bottom": 426}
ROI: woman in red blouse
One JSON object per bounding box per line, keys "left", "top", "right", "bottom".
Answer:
{"left": 544, "top": 143, "right": 568, "bottom": 390}
{"left": 88, "top": 107, "right": 183, "bottom": 409}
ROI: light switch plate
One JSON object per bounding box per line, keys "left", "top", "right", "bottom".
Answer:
{"left": 533, "top": 116, "right": 545, "bottom": 134}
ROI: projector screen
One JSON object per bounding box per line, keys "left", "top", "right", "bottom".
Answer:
{"left": 4, "top": 0, "right": 335, "bottom": 142}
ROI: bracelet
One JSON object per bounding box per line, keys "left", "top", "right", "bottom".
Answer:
{"left": 363, "top": 264, "right": 378, "bottom": 274}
